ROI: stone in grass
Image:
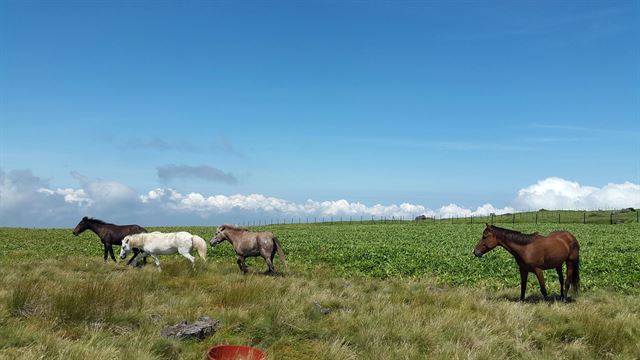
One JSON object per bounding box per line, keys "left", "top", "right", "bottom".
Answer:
{"left": 313, "top": 301, "right": 332, "bottom": 315}
{"left": 161, "top": 316, "right": 220, "bottom": 340}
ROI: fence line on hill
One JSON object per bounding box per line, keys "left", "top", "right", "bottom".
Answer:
{"left": 236, "top": 209, "right": 639, "bottom": 227}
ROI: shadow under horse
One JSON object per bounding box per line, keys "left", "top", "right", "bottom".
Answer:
{"left": 73, "top": 216, "right": 147, "bottom": 265}
{"left": 474, "top": 224, "right": 580, "bottom": 301}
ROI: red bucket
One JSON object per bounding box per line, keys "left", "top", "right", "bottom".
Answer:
{"left": 207, "top": 345, "right": 266, "bottom": 360}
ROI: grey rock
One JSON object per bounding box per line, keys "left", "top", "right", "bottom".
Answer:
{"left": 313, "top": 301, "right": 332, "bottom": 315}
{"left": 161, "top": 316, "right": 220, "bottom": 340}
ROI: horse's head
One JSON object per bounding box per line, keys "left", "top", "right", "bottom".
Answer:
{"left": 474, "top": 224, "right": 499, "bottom": 257}
{"left": 72, "top": 216, "right": 90, "bottom": 236}
{"left": 210, "top": 225, "right": 228, "bottom": 247}
{"left": 120, "top": 236, "right": 132, "bottom": 259}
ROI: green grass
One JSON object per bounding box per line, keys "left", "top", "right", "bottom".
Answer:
{"left": 1, "top": 222, "right": 638, "bottom": 293}
{"left": 0, "top": 223, "right": 639, "bottom": 359}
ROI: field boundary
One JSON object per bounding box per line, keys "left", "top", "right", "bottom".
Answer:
{"left": 238, "top": 208, "right": 639, "bottom": 227}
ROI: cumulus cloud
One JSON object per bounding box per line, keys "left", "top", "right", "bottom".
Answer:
{"left": 157, "top": 165, "right": 238, "bottom": 184}
{"left": 0, "top": 170, "right": 138, "bottom": 226}
{"left": 436, "top": 203, "right": 515, "bottom": 218}
{"left": 1, "top": 169, "right": 84, "bottom": 226}
{"left": 138, "top": 188, "right": 516, "bottom": 220}
{"left": 3, "top": 169, "right": 639, "bottom": 227}
{"left": 514, "top": 177, "right": 640, "bottom": 210}
{"left": 38, "top": 187, "right": 93, "bottom": 206}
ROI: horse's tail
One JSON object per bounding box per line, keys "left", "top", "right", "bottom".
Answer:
{"left": 192, "top": 235, "right": 208, "bottom": 262}
{"left": 273, "top": 236, "right": 288, "bottom": 271}
{"left": 570, "top": 258, "right": 580, "bottom": 296}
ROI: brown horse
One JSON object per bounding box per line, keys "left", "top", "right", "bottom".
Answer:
{"left": 474, "top": 224, "right": 580, "bottom": 301}
{"left": 210, "top": 224, "right": 287, "bottom": 274}
{"left": 73, "top": 217, "right": 147, "bottom": 264}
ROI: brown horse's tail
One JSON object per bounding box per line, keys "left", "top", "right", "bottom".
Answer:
{"left": 570, "top": 259, "right": 580, "bottom": 296}
{"left": 192, "top": 235, "right": 208, "bottom": 262}
{"left": 273, "top": 236, "right": 288, "bottom": 271}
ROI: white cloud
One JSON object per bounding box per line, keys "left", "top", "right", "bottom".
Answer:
{"left": 38, "top": 187, "right": 93, "bottom": 206}
{"left": 515, "top": 177, "right": 640, "bottom": 210}
{"left": 69, "top": 171, "right": 137, "bottom": 207}
{"left": 138, "top": 188, "right": 515, "bottom": 219}
{"left": 3, "top": 169, "right": 639, "bottom": 227}
{"left": 437, "top": 203, "right": 515, "bottom": 218}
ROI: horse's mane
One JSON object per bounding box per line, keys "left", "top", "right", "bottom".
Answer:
{"left": 221, "top": 224, "right": 249, "bottom": 232}
{"left": 490, "top": 226, "right": 538, "bottom": 244}
{"left": 85, "top": 217, "right": 114, "bottom": 226}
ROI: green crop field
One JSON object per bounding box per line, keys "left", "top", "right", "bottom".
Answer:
{"left": 1, "top": 222, "right": 639, "bottom": 359}
{"left": 1, "top": 222, "right": 638, "bottom": 293}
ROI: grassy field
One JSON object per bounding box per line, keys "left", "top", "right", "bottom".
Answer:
{"left": 0, "top": 223, "right": 639, "bottom": 359}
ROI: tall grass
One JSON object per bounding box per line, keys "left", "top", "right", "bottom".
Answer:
{"left": 1, "top": 257, "right": 639, "bottom": 359}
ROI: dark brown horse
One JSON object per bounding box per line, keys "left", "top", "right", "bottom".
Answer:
{"left": 210, "top": 224, "right": 287, "bottom": 274}
{"left": 72, "top": 217, "right": 147, "bottom": 264}
{"left": 474, "top": 224, "right": 580, "bottom": 301}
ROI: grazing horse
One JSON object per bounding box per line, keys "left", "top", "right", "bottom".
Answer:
{"left": 120, "top": 231, "right": 208, "bottom": 271}
{"left": 474, "top": 224, "right": 580, "bottom": 301}
{"left": 210, "top": 225, "right": 287, "bottom": 274}
{"left": 72, "top": 216, "right": 146, "bottom": 264}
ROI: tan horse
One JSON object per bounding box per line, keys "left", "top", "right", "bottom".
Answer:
{"left": 210, "top": 225, "right": 287, "bottom": 274}
{"left": 474, "top": 224, "right": 580, "bottom": 301}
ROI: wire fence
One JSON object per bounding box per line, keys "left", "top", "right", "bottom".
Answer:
{"left": 237, "top": 209, "right": 639, "bottom": 227}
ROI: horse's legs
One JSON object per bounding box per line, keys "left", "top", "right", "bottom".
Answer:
{"left": 178, "top": 248, "right": 196, "bottom": 270}
{"left": 519, "top": 268, "right": 528, "bottom": 301}
{"left": 556, "top": 266, "right": 565, "bottom": 301}
{"left": 564, "top": 261, "right": 574, "bottom": 298}
{"left": 260, "top": 248, "right": 276, "bottom": 274}
{"left": 127, "top": 249, "right": 140, "bottom": 266}
{"left": 533, "top": 268, "right": 548, "bottom": 301}
{"left": 149, "top": 254, "right": 161, "bottom": 272}
{"left": 236, "top": 256, "right": 248, "bottom": 274}
{"left": 263, "top": 255, "right": 276, "bottom": 274}
{"left": 138, "top": 252, "right": 150, "bottom": 268}
{"left": 107, "top": 244, "right": 117, "bottom": 262}
{"left": 103, "top": 243, "right": 109, "bottom": 262}
{"left": 126, "top": 249, "right": 147, "bottom": 266}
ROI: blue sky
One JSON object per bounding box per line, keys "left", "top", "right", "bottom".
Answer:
{"left": 1, "top": 1, "right": 639, "bottom": 226}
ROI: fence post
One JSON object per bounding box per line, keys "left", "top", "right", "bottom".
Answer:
{"left": 584, "top": 212, "right": 586, "bottom": 224}
{"left": 610, "top": 212, "right": 613, "bottom": 225}
{"left": 558, "top": 212, "right": 561, "bottom": 224}
{"left": 637, "top": 209, "right": 639, "bottom": 224}
{"left": 512, "top": 213, "right": 515, "bottom": 224}
{"left": 535, "top": 212, "right": 538, "bottom": 224}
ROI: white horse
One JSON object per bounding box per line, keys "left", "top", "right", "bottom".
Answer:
{"left": 120, "top": 231, "right": 207, "bottom": 271}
